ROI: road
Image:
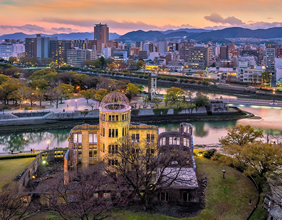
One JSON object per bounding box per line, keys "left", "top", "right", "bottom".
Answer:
{"left": 219, "top": 98, "right": 282, "bottom": 108}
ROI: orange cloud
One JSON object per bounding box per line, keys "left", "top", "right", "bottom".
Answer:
{"left": 0, "top": 0, "right": 282, "bottom": 34}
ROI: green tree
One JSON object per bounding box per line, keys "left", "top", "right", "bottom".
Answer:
{"left": 80, "top": 89, "right": 95, "bottom": 103}
{"left": 94, "top": 89, "right": 108, "bottom": 102}
{"left": 29, "top": 69, "right": 58, "bottom": 82}
{"left": 166, "top": 87, "right": 185, "bottom": 103}
{"left": 107, "top": 63, "right": 117, "bottom": 71}
{"left": 106, "top": 58, "right": 114, "bottom": 64}
{"left": 92, "top": 59, "right": 102, "bottom": 68}
{"left": 0, "top": 74, "right": 9, "bottom": 85}
{"left": 73, "top": 73, "right": 89, "bottom": 90}
{"left": 57, "top": 83, "right": 74, "bottom": 102}
{"left": 219, "top": 125, "right": 263, "bottom": 146}
{"left": 221, "top": 141, "right": 282, "bottom": 178}
{"left": 194, "top": 94, "right": 210, "bottom": 107}
{"left": 83, "top": 60, "right": 93, "bottom": 68}
{"left": 99, "top": 56, "right": 107, "bottom": 69}
{"left": 8, "top": 57, "right": 17, "bottom": 64}
{"left": 29, "top": 79, "right": 49, "bottom": 90}
{"left": 126, "top": 83, "right": 139, "bottom": 97}
{"left": 136, "top": 60, "right": 145, "bottom": 69}
{"left": 0, "top": 78, "right": 23, "bottom": 104}
{"left": 261, "top": 71, "right": 269, "bottom": 84}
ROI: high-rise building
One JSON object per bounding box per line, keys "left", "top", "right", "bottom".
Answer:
{"left": 139, "top": 51, "right": 149, "bottom": 60}
{"left": 67, "top": 48, "right": 87, "bottom": 68}
{"left": 86, "top": 49, "right": 97, "bottom": 61}
{"left": 94, "top": 23, "right": 109, "bottom": 44}
{"left": 0, "top": 44, "right": 13, "bottom": 60}
{"left": 136, "top": 41, "right": 142, "bottom": 50}
{"left": 129, "top": 48, "right": 140, "bottom": 56}
{"left": 113, "top": 51, "right": 127, "bottom": 62}
{"left": 50, "top": 40, "right": 71, "bottom": 66}
{"left": 220, "top": 46, "right": 229, "bottom": 60}
{"left": 25, "top": 34, "right": 56, "bottom": 59}
{"left": 158, "top": 42, "right": 167, "bottom": 55}
{"left": 102, "top": 47, "right": 112, "bottom": 58}
{"left": 188, "top": 45, "right": 212, "bottom": 70}
{"left": 276, "top": 45, "right": 282, "bottom": 58}
{"left": 180, "top": 41, "right": 195, "bottom": 62}
{"left": 25, "top": 38, "right": 37, "bottom": 58}
{"left": 13, "top": 43, "right": 25, "bottom": 57}
{"left": 36, "top": 34, "right": 56, "bottom": 60}
{"left": 0, "top": 43, "right": 24, "bottom": 60}
{"left": 71, "top": 39, "right": 88, "bottom": 49}
{"left": 266, "top": 44, "right": 276, "bottom": 73}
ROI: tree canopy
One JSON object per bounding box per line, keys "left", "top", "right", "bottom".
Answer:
{"left": 194, "top": 94, "right": 210, "bottom": 107}
{"left": 166, "top": 87, "right": 185, "bottom": 102}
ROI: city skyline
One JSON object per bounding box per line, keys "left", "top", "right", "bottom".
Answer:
{"left": 1, "top": 0, "right": 282, "bottom": 35}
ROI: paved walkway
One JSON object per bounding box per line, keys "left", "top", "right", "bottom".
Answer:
{"left": 5, "top": 98, "right": 99, "bottom": 114}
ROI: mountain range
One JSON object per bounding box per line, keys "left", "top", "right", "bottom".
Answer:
{"left": 118, "top": 27, "right": 282, "bottom": 41}
{"left": 2, "top": 27, "right": 282, "bottom": 42}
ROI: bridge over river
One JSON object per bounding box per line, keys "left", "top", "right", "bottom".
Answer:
{"left": 219, "top": 98, "right": 282, "bottom": 109}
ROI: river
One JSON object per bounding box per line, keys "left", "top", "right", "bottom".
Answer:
{"left": 1, "top": 106, "right": 282, "bottom": 153}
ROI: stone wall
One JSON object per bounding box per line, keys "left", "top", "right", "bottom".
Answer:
{"left": 18, "top": 149, "right": 67, "bottom": 190}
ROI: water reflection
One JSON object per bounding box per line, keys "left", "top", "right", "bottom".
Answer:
{"left": 0, "top": 133, "right": 30, "bottom": 152}
{"left": 2, "top": 107, "right": 282, "bottom": 152}
{"left": 0, "top": 129, "right": 69, "bottom": 153}
{"left": 155, "top": 121, "right": 237, "bottom": 145}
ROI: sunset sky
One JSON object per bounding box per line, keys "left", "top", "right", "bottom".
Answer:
{"left": 1, "top": 0, "right": 282, "bottom": 35}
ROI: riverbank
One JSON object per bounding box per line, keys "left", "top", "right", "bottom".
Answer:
{"left": 89, "top": 72, "right": 282, "bottom": 100}
{"left": 0, "top": 110, "right": 252, "bottom": 135}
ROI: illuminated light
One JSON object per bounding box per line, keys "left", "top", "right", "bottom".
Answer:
{"left": 42, "top": 160, "right": 46, "bottom": 164}
{"left": 32, "top": 175, "right": 36, "bottom": 179}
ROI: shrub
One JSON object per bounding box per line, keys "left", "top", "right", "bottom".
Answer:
{"left": 202, "top": 81, "right": 209, "bottom": 86}
{"left": 197, "top": 81, "right": 202, "bottom": 85}
{"left": 190, "top": 80, "right": 196, "bottom": 84}
{"left": 28, "top": 107, "right": 32, "bottom": 110}
{"left": 24, "top": 106, "right": 28, "bottom": 110}
{"left": 3, "top": 105, "right": 9, "bottom": 109}
{"left": 204, "top": 149, "right": 217, "bottom": 159}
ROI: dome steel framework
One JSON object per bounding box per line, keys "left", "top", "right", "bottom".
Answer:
{"left": 100, "top": 92, "right": 130, "bottom": 110}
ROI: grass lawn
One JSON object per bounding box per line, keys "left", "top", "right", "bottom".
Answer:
{"left": 0, "top": 157, "right": 35, "bottom": 188}
{"left": 110, "top": 157, "right": 258, "bottom": 220}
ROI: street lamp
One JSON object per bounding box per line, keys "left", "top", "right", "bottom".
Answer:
{"left": 75, "top": 99, "right": 77, "bottom": 109}
{"left": 47, "top": 140, "right": 50, "bottom": 150}
{"left": 222, "top": 170, "right": 226, "bottom": 179}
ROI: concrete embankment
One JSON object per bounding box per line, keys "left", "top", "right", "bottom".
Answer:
{"left": 0, "top": 107, "right": 251, "bottom": 135}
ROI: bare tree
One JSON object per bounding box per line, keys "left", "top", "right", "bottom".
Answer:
{"left": 40, "top": 165, "right": 114, "bottom": 220}
{"left": 105, "top": 137, "right": 192, "bottom": 211}
{"left": 88, "top": 102, "right": 97, "bottom": 111}
{"left": 0, "top": 183, "right": 36, "bottom": 220}
{"left": 52, "top": 87, "right": 62, "bottom": 109}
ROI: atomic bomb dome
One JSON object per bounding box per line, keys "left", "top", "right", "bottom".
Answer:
{"left": 100, "top": 92, "right": 130, "bottom": 111}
